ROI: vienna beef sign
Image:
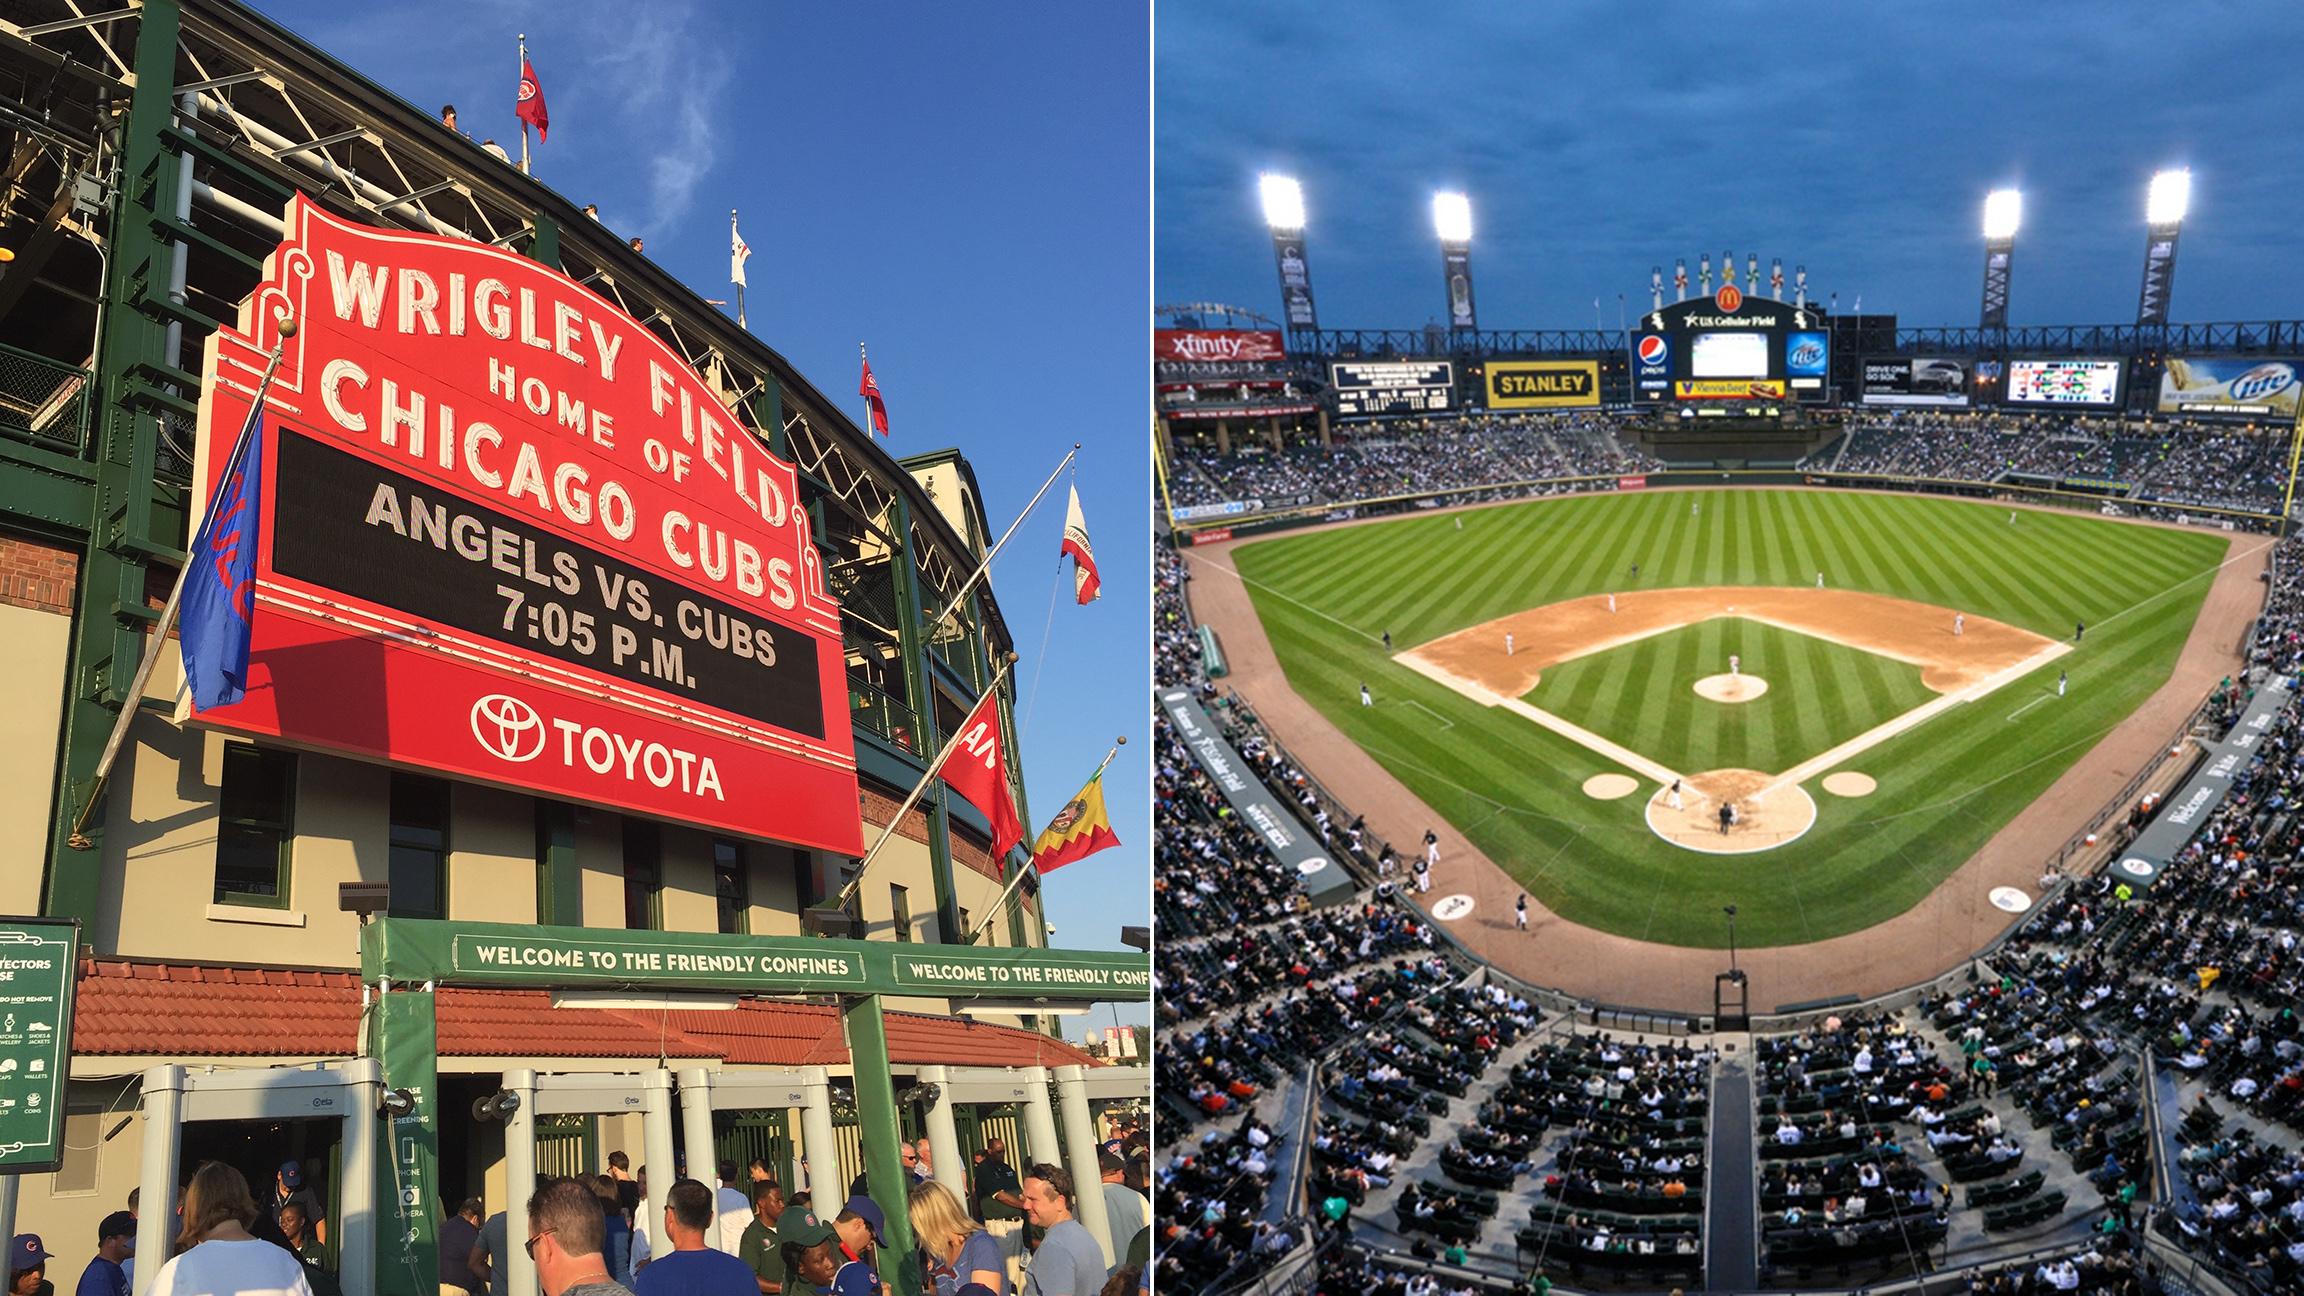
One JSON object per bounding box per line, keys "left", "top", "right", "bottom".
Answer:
{"left": 186, "top": 197, "right": 861, "bottom": 853}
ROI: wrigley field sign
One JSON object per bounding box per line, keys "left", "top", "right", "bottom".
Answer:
{"left": 368, "top": 918, "right": 1151, "bottom": 1000}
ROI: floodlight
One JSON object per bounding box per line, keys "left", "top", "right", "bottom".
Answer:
{"left": 1982, "top": 189, "right": 2022, "bottom": 241}
{"left": 1432, "top": 191, "right": 1472, "bottom": 244}
{"left": 2147, "top": 169, "right": 2191, "bottom": 226}
{"left": 1259, "top": 174, "right": 1305, "bottom": 231}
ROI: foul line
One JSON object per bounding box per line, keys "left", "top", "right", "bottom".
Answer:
{"left": 1199, "top": 557, "right": 1383, "bottom": 645}
{"left": 1761, "top": 640, "right": 2072, "bottom": 796}
{"left": 2006, "top": 693, "right": 2057, "bottom": 722}
{"left": 1401, "top": 699, "right": 1456, "bottom": 730}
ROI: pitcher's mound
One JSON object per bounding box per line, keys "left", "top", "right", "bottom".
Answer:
{"left": 1821, "top": 771, "right": 1877, "bottom": 797}
{"left": 1694, "top": 673, "right": 1769, "bottom": 703}
{"left": 1583, "top": 773, "right": 1640, "bottom": 800}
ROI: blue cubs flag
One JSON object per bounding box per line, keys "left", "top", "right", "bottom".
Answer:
{"left": 181, "top": 404, "right": 267, "bottom": 710}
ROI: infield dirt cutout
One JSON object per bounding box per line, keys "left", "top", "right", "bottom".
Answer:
{"left": 1397, "top": 586, "right": 2069, "bottom": 853}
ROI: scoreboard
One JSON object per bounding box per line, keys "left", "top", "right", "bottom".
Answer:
{"left": 1330, "top": 361, "right": 1456, "bottom": 416}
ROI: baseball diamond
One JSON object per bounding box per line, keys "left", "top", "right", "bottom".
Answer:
{"left": 1201, "top": 487, "right": 2245, "bottom": 958}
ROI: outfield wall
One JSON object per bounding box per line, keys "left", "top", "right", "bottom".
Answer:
{"left": 1170, "top": 471, "right": 2284, "bottom": 546}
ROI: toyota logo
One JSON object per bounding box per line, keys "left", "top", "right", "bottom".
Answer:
{"left": 471, "top": 694, "right": 547, "bottom": 763}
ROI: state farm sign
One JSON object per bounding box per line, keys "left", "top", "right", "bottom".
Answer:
{"left": 1155, "top": 329, "right": 1287, "bottom": 363}
{"left": 185, "top": 196, "right": 861, "bottom": 853}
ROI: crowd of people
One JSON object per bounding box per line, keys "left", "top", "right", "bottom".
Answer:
{"left": 1147, "top": 435, "right": 2304, "bottom": 1291}
{"left": 1167, "top": 414, "right": 1660, "bottom": 511}
{"left": 1821, "top": 410, "right": 2292, "bottom": 515}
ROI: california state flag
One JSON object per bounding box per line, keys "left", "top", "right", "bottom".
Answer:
{"left": 1030, "top": 771, "right": 1120, "bottom": 873}
{"left": 943, "top": 688, "right": 1024, "bottom": 857}
{"left": 1063, "top": 484, "right": 1100, "bottom": 604}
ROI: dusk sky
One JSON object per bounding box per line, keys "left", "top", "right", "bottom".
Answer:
{"left": 1159, "top": 1, "right": 2304, "bottom": 332}
{"left": 253, "top": 0, "right": 1150, "bottom": 1040}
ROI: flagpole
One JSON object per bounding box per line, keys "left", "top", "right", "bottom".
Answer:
{"left": 926, "top": 443, "right": 1078, "bottom": 634}
{"left": 68, "top": 319, "right": 297, "bottom": 847}
{"left": 834, "top": 654, "right": 1019, "bottom": 908}
{"left": 732, "top": 209, "right": 746, "bottom": 330}
{"left": 518, "top": 34, "right": 530, "bottom": 176}
{"left": 965, "top": 736, "right": 1124, "bottom": 946}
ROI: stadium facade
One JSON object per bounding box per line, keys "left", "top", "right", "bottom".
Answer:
{"left": 0, "top": 3, "right": 1147, "bottom": 1294}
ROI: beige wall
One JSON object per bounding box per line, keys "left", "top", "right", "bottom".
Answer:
{"left": 0, "top": 604, "right": 67, "bottom": 916}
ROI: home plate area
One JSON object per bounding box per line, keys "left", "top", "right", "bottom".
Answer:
{"left": 1398, "top": 586, "right": 2071, "bottom": 855}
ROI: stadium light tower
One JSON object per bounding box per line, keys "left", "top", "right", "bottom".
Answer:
{"left": 1980, "top": 188, "right": 2021, "bottom": 330}
{"left": 1432, "top": 190, "right": 1478, "bottom": 334}
{"left": 1259, "top": 173, "right": 1318, "bottom": 341}
{"left": 2136, "top": 168, "right": 2190, "bottom": 327}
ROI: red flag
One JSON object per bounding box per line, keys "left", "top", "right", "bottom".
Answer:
{"left": 1063, "top": 484, "right": 1100, "bottom": 604}
{"left": 859, "top": 355, "right": 890, "bottom": 437}
{"left": 942, "top": 689, "right": 1022, "bottom": 857}
{"left": 516, "top": 57, "right": 549, "bottom": 143}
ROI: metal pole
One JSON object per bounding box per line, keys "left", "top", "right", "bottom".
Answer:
{"left": 518, "top": 36, "right": 530, "bottom": 176}
{"left": 917, "top": 1065, "right": 965, "bottom": 1197}
{"left": 2278, "top": 397, "right": 2304, "bottom": 541}
{"left": 640, "top": 1072, "right": 677, "bottom": 1225}
{"left": 1053, "top": 1065, "right": 1116, "bottom": 1264}
{"left": 678, "top": 1070, "right": 718, "bottom": 1193}
{"left": 926, "top": 445, "right": 1080, "bottom": 635}
{"left": 797, "top": 1066, "right": 840, "bottom": 1206}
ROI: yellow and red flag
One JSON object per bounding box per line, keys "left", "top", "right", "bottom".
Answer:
{"left": 1030, "top": 770, "right": 1120, "bottom": 873}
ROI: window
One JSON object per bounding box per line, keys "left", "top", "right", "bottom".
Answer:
{"left": 215, "top": 745, "right": 295, "bottom": 906}
{"left": 535, "top": 801, "right": 575, "bottom": 925}
{"left": 622, "top": 820, "right": 662, "bottom": 930}
{"left": 890, "top": 884, "right": 913, "bottom": 943}
{"left": 388, "top": 774, "right": 451, "bottom": 918}
{"left": 713, "top": 839, "right": 749, "bottom": 935}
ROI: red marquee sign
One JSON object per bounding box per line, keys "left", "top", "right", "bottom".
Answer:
{"left": 1155, "top": 329, "right": 1288, "bottom": 363}
{"left": 186, "top": 196, "right": 862, "bottom": 854}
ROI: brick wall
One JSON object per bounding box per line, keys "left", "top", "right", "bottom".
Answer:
{"left": 860, "top": 786, "right": 1004, "bottom": 882}
{"left": 0, "top": 533, "right": 75, "bottom": 616}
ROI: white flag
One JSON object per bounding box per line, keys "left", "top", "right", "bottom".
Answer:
{"left": 731, "top": 216, "right": 752, "bottom": 288}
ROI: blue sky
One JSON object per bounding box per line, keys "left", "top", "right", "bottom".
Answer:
{"left": 1159, "top": 1, "right": 2304, "bottom": 331}
{"left": 252, "top": 0, "right": 1150, "bottom": 1041}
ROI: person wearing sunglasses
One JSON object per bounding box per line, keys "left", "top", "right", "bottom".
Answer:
{"left": 526, "top": 1178, "right": 635, "bottom": 1296}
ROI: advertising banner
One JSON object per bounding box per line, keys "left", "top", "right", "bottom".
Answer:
{"left": 1674, "top": 379, "right": 1787, "bottom": 400}
{"left": 1154, "top": 329, "right": 1288, "bottom": 364}
{"left": 1443, "top": 245, "right": 1477, "bottom": 330}
{"left": 1156, "top": 689, "right": 1352, "bottom": 906}
{"left": 367, "top": 918, "right": 1153, "bottom": 999}
{"left": 0, "top": 921, "right": 75, "bottom": 1173}
{"left": 1188, "top": 527, "right": 1234, "bottom": 545}
{"left": 1330, "top": 361, "right": 1456, "bottom": 416}
{"left": 1786, "top": 331, "right": 1829, "bottom": 378}
{"left": 1634, "top": 333, "right": 1670, "bottom": 399}
{"left": 186, "top": 196, "right": 861, "bottom": 854}
{"left": 1618, "top": 475, "right": 1648, "bottom": 490}
{"left": 376, "top": 992, "right": 439, "bottom": 1296}
{"left": 1862, "top": 357, "right": 1973, "bottom": 407}
{"left": 2159, "top": 358, "right": 2302, "bottom": 418}
{"left": 1486, "top": 360, "right": 1599, "bottom": 409}
{"left": 2007, "top": 359, "right": 2123, "bottom": 407}
{"left": 1273, "top": 233, "right": 1317, "bottom": 328}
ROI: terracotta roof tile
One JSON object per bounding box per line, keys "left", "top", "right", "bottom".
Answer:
{"left": 72, "top": 959, "right": 1103, "bottom": 1069}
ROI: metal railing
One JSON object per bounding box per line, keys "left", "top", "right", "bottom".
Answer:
{"left": 848, "top": 679, "right": 922, "bottom": 753}
{"left": 0, "top": 342, "right": 92, "bottom": 456}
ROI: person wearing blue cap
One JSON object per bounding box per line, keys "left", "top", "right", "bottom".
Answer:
{"left": 9, "top": 1234, "right": 53, "bottom": 1296}
{"left": 76, "top": 1214, "right": 134, "bottom": 1296}
{"left": 270, "top": 1161, "right": 325, "bottom": 1246}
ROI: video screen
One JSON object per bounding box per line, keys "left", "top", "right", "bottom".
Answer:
{"left": 2007, "top": 359, "right": 2121, "bottom": 407}
{"left": 1691, "top": 331, "right": 1769, "bottom": 379}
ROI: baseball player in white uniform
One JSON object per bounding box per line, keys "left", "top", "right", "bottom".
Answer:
{"left": 1954, "top": 613, "right": 1964, "bottom": 637}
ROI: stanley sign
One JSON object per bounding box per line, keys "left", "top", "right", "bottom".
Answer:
{"left": 1486, "top": 360, "right": 1600, "bottom": 410}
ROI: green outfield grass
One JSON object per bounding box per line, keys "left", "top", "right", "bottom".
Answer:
{"left": 1228, "top": 489, "right": 2233, "bottom": 949}
{"left": 1529, "top": 619, "right": 1935, "bottom": 775}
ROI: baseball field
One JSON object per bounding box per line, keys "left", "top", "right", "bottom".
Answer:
{"left": 1226, "top": 488, "right": 2235, "bottom": 948}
